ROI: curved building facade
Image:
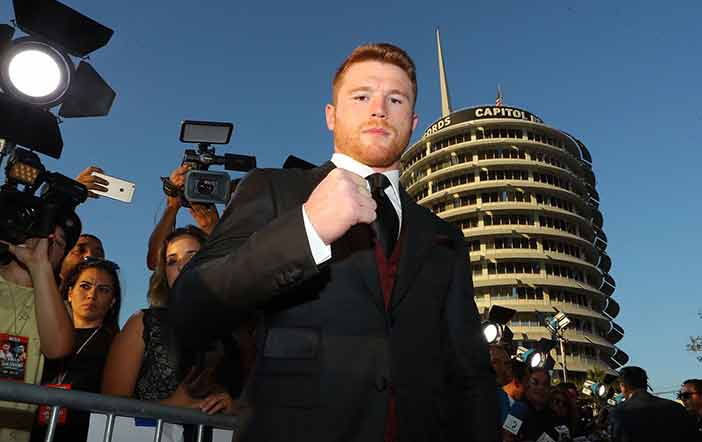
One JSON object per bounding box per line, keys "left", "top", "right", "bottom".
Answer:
{"left": 400, "top": 104, "right": 627, "bottom": 380}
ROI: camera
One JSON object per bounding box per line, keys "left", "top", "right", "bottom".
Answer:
{"left": 175, "top": 120, "right": 256, "bottom": 206}
{"left": 0, "top": 140, "right": 86, "bottom": 262}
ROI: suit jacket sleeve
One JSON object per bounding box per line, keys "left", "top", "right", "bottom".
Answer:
{"left": 443, "top": 235, "right": 500, "bottom": 442}
{"left": 169, "top": 169, "right": 319, "bottom": 345}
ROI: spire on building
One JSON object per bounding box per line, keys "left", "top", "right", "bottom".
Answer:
{"left": 496, "top": 84, "right": 504, "bottom": 107}
{"left": 436, "top": 27, "right": 452, "bottom": 117}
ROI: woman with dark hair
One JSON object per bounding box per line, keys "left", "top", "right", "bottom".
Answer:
{"left": 102, "top": 226, "right": 238, "bottom": 417}
{"left": 31, "top": 258, "right": 122, "bottom": 442}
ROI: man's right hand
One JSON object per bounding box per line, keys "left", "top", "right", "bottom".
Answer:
{"left": 167, "top": 164, "right": 191, "bottom": 208}
{"left": 75, "top": 165, "right": 108, "bottom": 198}
{"left": 303, "top": 169, "right": 377, "bottom": 245}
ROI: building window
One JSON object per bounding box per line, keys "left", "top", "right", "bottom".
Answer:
{"left": 412, "top": 186, "right": 428, "bottom": 202}
{"left": 433, "top": 173, "right": 475, "bottom": 192}
{"left": 493, "top": 237, "right": 537, "bottom": 250}
{"left": 479, "top": 169, "right": 529, "bottom": 181}
{"left": 538, "top": 215, "right": 577, "bottom": 235}
{"left": 467, "top": 240, "right": 481, "bottom": 252}
{"left": 483, "top": 213, "right": 534, "bottom": 226}
{"left": 481, "top": 190, "right": 531, "bottom": 203}
{"left": 487, "top": 261, "right": 541, "bottom": 275}
{"left": 455, "top": 216, "right": 479, "bottom": 230}
{"left": 542, "top": 239, "right": 582, "bottom": 258}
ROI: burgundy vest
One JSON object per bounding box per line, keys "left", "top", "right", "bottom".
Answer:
{"left": 374, "top": 230, "right": 404, "bottom": 442}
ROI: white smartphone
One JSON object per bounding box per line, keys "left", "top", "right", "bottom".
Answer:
{"left": 90, "top": 172, "right": 136, "bottom": 203}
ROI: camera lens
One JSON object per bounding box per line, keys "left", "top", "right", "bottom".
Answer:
{"left": 196, "top": 179, "right": 216, "bottom": 195}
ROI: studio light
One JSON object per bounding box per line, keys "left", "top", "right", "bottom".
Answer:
{"left": 0, "top": 38, "right": 73, "bottom": 107}
{"left": 516, "top": 346, "right": 542, "bottom": 368}
{"left": 516, "top": 338, "right": 557, "bottom": 368}
{"left": 481, "top": 305, "right": 516, "bottom": 345}
{"left": 546, "top": 308, "right": 571, "bottom": 335}
{"left": 0, "top": 0, "right": 115, "bottom": 157}
{"left": 582, "top": 380, "right": 609, "bottom": 399}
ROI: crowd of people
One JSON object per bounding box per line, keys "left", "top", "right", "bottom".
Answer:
{"left": 0, "top": 160, "right": 250, "bottom": 441}
{"left": 489, "top": 343, "right": 702, "bottom": 441}
{"left": 0, "top": 42, "right": 700, "bottom": 442}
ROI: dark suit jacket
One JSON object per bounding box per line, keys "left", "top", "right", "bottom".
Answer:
{"left": 170, "top": 162, "right": 499, "bottom": 442}
{"left": 607, "top": 391, "right": 696, "bottom": 442}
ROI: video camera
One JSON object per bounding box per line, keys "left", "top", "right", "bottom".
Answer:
{"left": 0, "top": 140, "right": 86, "bottom": 262}
{"left": 169, "top": 120, "right": 257, "bottom": 206}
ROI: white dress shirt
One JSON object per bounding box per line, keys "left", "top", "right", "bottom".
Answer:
{"left": 302, "top": 153, "right": 402, "bottom": 265}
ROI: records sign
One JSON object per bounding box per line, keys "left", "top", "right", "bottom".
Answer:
{"left": 422, "top": 106, "right": 544, "bottom": 138}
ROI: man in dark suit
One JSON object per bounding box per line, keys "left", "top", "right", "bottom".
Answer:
{"left": 170, "top": 43, "right": 499, "bottom": 442}
{"left": 607, "top": 366, "right": 696, "bottom": 442}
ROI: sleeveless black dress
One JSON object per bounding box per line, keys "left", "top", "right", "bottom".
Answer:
{"left": 134, "top": 308, "right": 179, "bottom": 401}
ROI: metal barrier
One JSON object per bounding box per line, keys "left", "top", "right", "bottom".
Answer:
{"left": 0, "top": 381, "right": 244, "bottom": 442}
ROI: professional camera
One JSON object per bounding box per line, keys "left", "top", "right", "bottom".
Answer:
{"left": 0, "top": 140, "right": 86, "bottom": 262}
{"left": 171, "top": 120, "right": 257, "bottom": 206}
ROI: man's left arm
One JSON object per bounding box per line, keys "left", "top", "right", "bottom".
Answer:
{"left": 443, "top": 236, "right": 500, "bottom": 442}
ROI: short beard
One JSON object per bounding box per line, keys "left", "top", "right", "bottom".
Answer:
{"left": 333, "top": 122, "right": 411, "bottom": 168}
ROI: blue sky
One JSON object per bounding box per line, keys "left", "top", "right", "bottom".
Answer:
{"left": 2, "top": 0, "right": 700, "bottom": 396}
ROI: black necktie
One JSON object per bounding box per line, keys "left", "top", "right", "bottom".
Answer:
{"left": 366, "top": 173, "right": 399, "bottom": 258}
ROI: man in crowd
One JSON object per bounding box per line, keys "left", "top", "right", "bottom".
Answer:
{"left": 59, "top": 233, "right": 105, "bottom": 283}
{"left": 0, "top": 215, "right": 80, "bottom": 441}
{"left": 489, "top": 344, "right": 512, "bottom": 424}
{"left": 171, "top": 42, "right": 499, "bottom": 442}
{"left": 680, "top": 378, "right": 702, "bottom": 440}
{"left": 518, "top": 367, "right": 564, "bottom": 441}
{"left": 503, "top": 359, "right": 530, "bottom": 404}
{"left": 607, "top": 366, "right": 695, "bottom": 442}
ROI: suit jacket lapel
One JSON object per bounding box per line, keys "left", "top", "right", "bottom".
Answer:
{"left": 390, "top": 189, "right": 437, "bottom": 311}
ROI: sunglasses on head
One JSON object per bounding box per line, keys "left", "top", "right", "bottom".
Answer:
{"left": 82, "top": 256, "right": 120, "bottom": 271}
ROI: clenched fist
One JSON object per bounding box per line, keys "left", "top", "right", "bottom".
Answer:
{"left": 303, "top": 169, "right": 376, "bottom": 245}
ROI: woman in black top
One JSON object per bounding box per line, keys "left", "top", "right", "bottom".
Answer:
{"left": 31, "top": 258, "right": 122, "bottom": 442}
{"left": 102, "top": 226, "right": 238, "bottom": 415}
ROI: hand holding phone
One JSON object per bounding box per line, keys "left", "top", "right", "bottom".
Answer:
{"left": 90, "top": 172, "right": 136, "bottom": 203}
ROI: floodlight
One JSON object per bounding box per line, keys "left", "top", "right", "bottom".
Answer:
{"left": 546, "top": 308, "right": 571, "bottom": 334}
{"left": 582, "top": 380, "right": 609, "bottom": 399}
{"left": 516, "top": 346, "right": 542, "bottom": 368}
{"left": 516, "top": 338, "right": 557, "bottom": 368}
{"left": 0, "top": 0, "right": 115, "bottom": 157}
{"left": 482, "top": 305, "right": 516, "bottom": 344}
{"left": 0, "top": 37, "right": 73, "bottom": 107}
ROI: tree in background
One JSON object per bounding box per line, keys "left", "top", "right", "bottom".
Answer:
{"left": 687, "top": 310, "right": 702, "bottom": 362}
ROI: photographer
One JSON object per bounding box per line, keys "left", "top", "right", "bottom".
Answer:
{"left": 146, "top": 164, "right": 219, "bottom": 270}
{"left": 0, "top": 216, "right": 79, "bottom": 441}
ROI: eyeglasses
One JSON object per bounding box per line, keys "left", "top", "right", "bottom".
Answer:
{"left": 677, "top": 391, "right": 699, "bottom": 400}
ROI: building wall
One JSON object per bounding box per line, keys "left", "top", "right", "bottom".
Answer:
{"left": 400, "top": 105, "right": 627, "bottom": 379}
